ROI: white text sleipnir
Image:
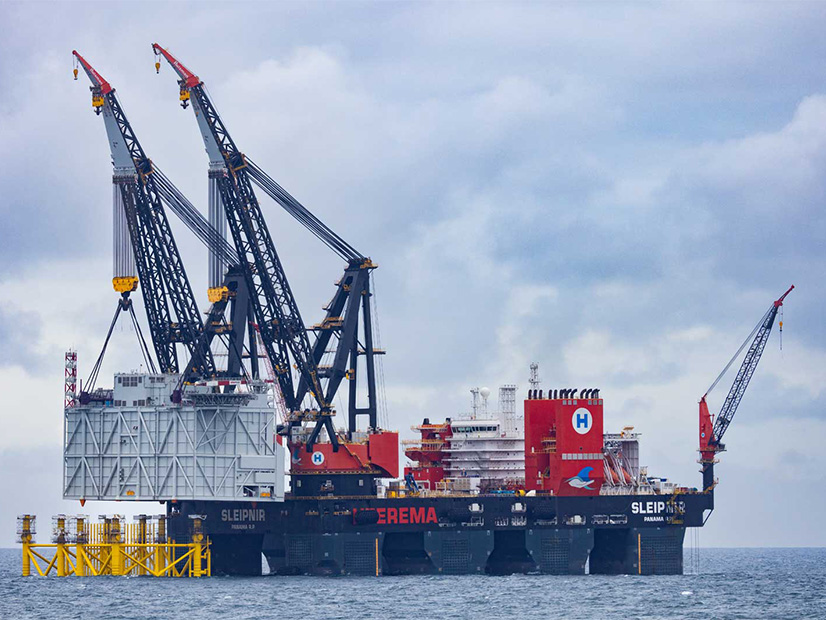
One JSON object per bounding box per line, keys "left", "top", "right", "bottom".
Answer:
{"left": 221, "top": 509, "right": 266, "bottom": 522}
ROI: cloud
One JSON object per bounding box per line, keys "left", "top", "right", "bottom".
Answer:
{"left": 0, "top": 305, "right": 45, "bottom": 373}
{"left": 0, "top": 1, "right": 825, "bottom": 548}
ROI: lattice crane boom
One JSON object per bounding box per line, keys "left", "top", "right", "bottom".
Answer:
{"left": 151, "top": 44, "right": 328, "bottom": 426}
{"left": 73, "top": 50, "right": 215, "bottom": 377}
{"left": 699, "top": 284, "right": 794, "bottom": 493}
{"left": 152, "top": 43, "right": 388, "bottom": 447}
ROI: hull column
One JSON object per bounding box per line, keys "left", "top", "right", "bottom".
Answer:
{"left": 423, "top": 529, "right": 494, "bottom": 574}
{"left": 209, "top": 534, "right": 265, "bottom": 576}
{"left": 264, "top": 532, "right": 383, "bottom": 576}
{"left": 525, "top": 528, "right": 593, "bottom": 574}
{"left": 590, "top": 527, "right": 685, "bottom": 575}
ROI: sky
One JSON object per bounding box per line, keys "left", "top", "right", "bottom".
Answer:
{"left": 0, "top": 1, "right": 824, "bottom": 548}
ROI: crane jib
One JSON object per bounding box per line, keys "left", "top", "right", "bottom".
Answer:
{"left": 153, "top": 43, "right": 382, "bottom": 448}
{"left": 110, "top": 93, "right": 216, "bottom": 375}
{"left": 74, "top": 50, "right": 217, "bottom": 378}
{"left": 189, "top": 82, "right": 327, "bottom": 413}
{"left": 698, "top": 285, "right": 792, "bottom": 496}
{"left": 707, "top": 285, "right": 794, "bottom": 448}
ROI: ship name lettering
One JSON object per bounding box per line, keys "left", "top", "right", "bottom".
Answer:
{"left": 368, "top": 506, "right": 438, "bottom": 525}
{"left": 631, "top": 501, "right": 666, "bottom": 515}
{"left": 221, "top": 508, "right": 266, "bottom": 522}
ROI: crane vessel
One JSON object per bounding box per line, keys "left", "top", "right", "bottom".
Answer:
{"left": 61, "top": 45, "right": 793, "bottom": 576}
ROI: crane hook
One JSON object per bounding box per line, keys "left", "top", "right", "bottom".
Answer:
{"left": 779, "top": 306, "right": 784, "bottom": 351}
{"left": 72, "top": 56, "right": 78, "bottom": 80}
{"left": 152, "top": 45, "right": 161, "bottom": 74}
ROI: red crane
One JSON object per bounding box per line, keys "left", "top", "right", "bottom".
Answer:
{"left": 699, "top": 285, "right": 794, "bottom": 493}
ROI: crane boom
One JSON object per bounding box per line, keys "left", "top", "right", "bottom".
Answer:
{"left": 151, "top": 44, "right": 328, "bottom": 429}
{"left": 152, "top": 43, "right": 386, "bottom": 441}
{"left": 73, "top": 50, "right": 215, "bottom": 377}
{"left": 699, "top": 284, "right": 794, "bottom": 493}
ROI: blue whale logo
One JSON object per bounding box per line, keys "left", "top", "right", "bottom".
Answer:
{"left": 567, "top": 466, "right": 595, "bottom": 489}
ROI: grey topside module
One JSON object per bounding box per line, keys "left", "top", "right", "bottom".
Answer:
{"left": 63, "top": 373, "right": 285, "bottom": 502}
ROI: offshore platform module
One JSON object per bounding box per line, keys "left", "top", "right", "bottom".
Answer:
{"left": 48, "top": 44, "right": 791, "bottom": 578}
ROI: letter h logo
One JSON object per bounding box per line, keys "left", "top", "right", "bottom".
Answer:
{"left": 572, "top": 408, "right": 592, "bottom": 435}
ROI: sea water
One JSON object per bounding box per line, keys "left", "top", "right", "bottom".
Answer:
{"left": 1, "top": 547, "right": 824, "bottom": 619}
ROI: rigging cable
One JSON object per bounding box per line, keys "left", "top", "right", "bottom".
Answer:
{"left": 370, "top": 274, "right": 390, "bottom": 430}
{"left": 127, "top": 301, "right": 157, "bottom": 374}
{"left": 153, "top": 166, "right": 237, "bottom": 267}
{"left": 85, "top": 296, "right": 157, "bottom": 393}
{"left": 704, "top": 306, "right": 770, "bottom": 398}
{"left": 85, "top": 302, "right": 124, "bottom": 392}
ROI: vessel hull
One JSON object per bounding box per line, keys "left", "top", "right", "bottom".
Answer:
{"left": 168, "top": 492, "right": 709, "bottom": 576}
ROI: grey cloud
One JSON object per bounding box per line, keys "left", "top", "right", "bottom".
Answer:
{"left": 0, "top": 1, "right": 825, "bottom": 547}
{"left": 0, "top": 305, "right": 45, "bottom": 372}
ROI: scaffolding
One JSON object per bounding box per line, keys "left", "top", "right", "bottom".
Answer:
{"left": 17, "top": 513, "right": 210, "bottom": 577}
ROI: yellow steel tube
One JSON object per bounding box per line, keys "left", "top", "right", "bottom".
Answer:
{"left": 191, "top": 517, "right": 205, "bottom": 577}
{"left": 56, "top": 544, "right": 66, "bottom": 577}
{"left": 76, "top": 546, "right": 86, "bottom": 576}
{"left": 76, "top": 516, "right": 87, "bottom": 576}
{"left": 21, "top": 544, "right": 30, "bottom": 577}
{"left": 20, "top": 514, "right": 34, "bottom": 577}
{"left": 110, "top": 545, "right": 122, "bottom": 575}
{"left": 29, "top": 547, "right": 58, "bottom": 576}
{"left": 56, "top": 516, "right": 67, "bottom": 577}
{"left": 137, "top": 519, "right": 148, "bottom": 576}
{"left": 192, "top": 541, "right": 202, "bottom": 577}
{"left": 63, "top": 549, "right": 78, "bottom": 576}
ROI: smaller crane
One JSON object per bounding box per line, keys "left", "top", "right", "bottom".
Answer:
{"left": 699, "top": 285, "right": 794, "bottom": 494}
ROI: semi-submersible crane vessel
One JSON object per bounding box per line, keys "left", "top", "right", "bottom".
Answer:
{"left": 62, "top": 45, "right": 793, "bottom": 576}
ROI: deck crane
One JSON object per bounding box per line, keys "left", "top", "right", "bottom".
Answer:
{"left": 73, "top": 51, "right": 254, "bottom": 385}
{"left": 152, "top": 44, "right": 382, "bottom": 450}
{"left": 699, "top": 285, "right": 794, "bottom": 494}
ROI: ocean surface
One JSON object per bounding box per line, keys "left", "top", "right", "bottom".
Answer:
{"left": 1, "top": 547, "right": 824, "bottom": 619}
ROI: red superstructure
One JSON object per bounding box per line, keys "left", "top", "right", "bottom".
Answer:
{"left": 403, "top": 419, "right": 451, "bottom": 490}
{"left": 289, "top": 431, "right": 399, "bottom": 478}
{"left": 524, "top": 391, "right": 604, "bottom": 495}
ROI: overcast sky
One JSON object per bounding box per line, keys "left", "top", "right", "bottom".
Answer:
{"left": 0, "top": 1, "right": 824, "bottom": 548}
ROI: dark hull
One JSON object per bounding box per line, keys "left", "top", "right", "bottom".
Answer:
{"left": 168, "top": 492, "right": 712, "bottom": 576}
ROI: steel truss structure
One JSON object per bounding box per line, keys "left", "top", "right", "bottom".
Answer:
{"left": 64, "top": 375, "right": 284, "bottom": 502}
